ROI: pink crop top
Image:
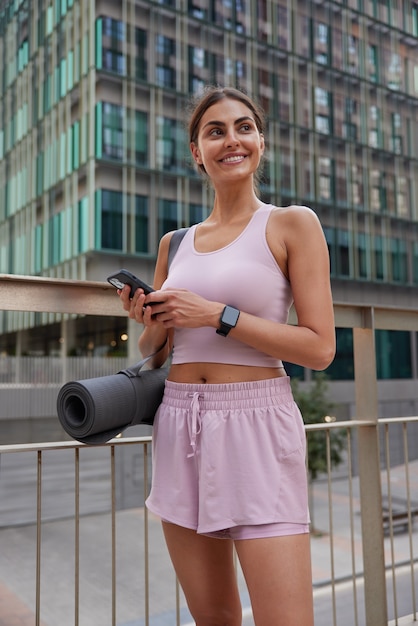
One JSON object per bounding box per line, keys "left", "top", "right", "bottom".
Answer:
{"left": 162, "top": 204, "right": 293, "bottom": 367}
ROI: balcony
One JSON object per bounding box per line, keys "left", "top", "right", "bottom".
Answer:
{"left": 0, "top": 274, "right": 417, "bottom": 626}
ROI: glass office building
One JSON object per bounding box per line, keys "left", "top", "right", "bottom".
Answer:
{"left": 1, "top": 0, "right": 418, "bottom": 382}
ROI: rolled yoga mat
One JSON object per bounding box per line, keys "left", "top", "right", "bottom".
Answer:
{"left": 57, "top": 364, "right": 167, "bottom": 444}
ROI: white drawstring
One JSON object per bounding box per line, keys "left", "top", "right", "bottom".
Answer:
{"left": 187, "top": 392, "right": 203, "bottom": 458}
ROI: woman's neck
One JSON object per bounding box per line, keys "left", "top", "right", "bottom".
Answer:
{"left": 210, "top": 186, "right": 261, "bottom": 222}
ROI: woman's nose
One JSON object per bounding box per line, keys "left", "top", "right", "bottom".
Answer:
{"left": 224, "top": 129, "right": 239, "bottom": 147}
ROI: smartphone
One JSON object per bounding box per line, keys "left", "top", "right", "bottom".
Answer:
{"left": 107, "top": 269, "right": 154, "bottom": 298}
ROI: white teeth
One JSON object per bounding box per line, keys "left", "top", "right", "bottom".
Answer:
{"left": 222, "top": 155, "right": 244, "bottom": 163}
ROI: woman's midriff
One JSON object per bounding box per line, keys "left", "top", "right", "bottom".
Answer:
{"left": 167, "top": 362, "right": 287, "bottom": 384}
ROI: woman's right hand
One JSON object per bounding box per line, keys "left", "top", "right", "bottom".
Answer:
{"left": 118, "top": 285, "right": 149, "bottom": 325}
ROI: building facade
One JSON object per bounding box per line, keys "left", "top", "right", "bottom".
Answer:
{"left": 1, "top": 0, "right": 418, "bottom": 394}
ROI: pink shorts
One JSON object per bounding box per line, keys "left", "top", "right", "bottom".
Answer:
{"left": 146, "top": 377, "right": 310, "bottom": 538}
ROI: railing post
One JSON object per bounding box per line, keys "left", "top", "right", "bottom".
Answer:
{"left": 353, "top": 307, "right": 388, "bottom": 625}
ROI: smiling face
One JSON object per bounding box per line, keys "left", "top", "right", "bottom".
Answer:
{"left": 190, "top": 97, "right": 265, "bottom": 187}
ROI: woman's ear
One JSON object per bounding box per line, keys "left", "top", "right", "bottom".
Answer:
{"left": 259, "top": 133, "right": 265, "bottom": 155}
{"left": 190, "top": 142, "right": 202, "bottom": 165}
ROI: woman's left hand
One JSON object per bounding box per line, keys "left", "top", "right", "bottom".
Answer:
{"left": 143, "top": 288, "right": 224, "bottom": 330}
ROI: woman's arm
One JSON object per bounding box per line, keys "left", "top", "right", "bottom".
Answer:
{"left": 119, "top": 232, "right": 173, "bottom": 368}
{"left": 229, "top": 205, "right": 336, "bottom": 370}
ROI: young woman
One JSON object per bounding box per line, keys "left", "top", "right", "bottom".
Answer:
{"left": 119, "top": 87, "right": 335, "bottom": 626}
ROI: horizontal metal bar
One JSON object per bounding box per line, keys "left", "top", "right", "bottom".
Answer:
{"left": 0, "top": 274, "right": 124, "bottom": 316}
{"left": 2, "top": 275, "right": 418, "bottom": 331}
{"left": 305, "top": 419, "right": 376, "bottom": 431}
{"left": 378, "top": 416, "right": 418, "bottom": 425}
{"left": 1, "top": 417, "right": 417, "bottom": 454}
{"left": 0, "top": 436, "right": 153, "bottom": 454}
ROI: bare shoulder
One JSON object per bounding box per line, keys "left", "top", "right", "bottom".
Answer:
{"left": 269, "top": 204, "right": 324, "bottom": 243}
{"left": 158, "top": 230, "right": 174, "bottom": 250}
{"left": 157, "top": 230, "right": 179, "bottom": 260}
{"left": 270, "top": 204, "right": 321, "bottom": 228}
{"left": 154, "top": 230, "right": 177, "bottom": 283}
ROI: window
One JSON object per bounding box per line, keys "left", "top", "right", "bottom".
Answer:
{"left": 43, "top": 74, "right": 52, "bottom": 113}
{"left": 188, "top": 0, "right": 208, "bottom": 19}
{"left": 316, "top": 115, "right": 329, "bottom": 134}
{"left": 103, "top": 49, "right": 125, "bottom": 74}
{"left": 135, "top": 195, "right": 148, "bottom": 253}
{"left": 34, "top": 224, "right": 43, "bottom": 273}
{"left": 191, "top": 46, "right": 206, "bottom": 69}
{"left": 102, "top": 103, "right": 124, "bottom": 160}
{"left": 337, "top": 229, "right": 351, "bottom": 276}
{"left": 314, "top": 22, "right": 330, "bottom": 65}
{"left": 357, "top": 232, "right": 369, "bottom": 278}
{"left": 103, "top": 16, "right": 125, "bottom": 40}
{"left": 36, "top": 152, "right": 44, "bottom": 196}
{"left": 158, "top": 198, "right": 178, "bottom": 239}
{"left": 391, "top": 238, "right": 407, "bottom": 283}
{"left": 135, "top": 28, "right": 147, "bottom": 81}
{"left": 319, "top": 172, "right": 331, "bottom": 198}
{"left": 318, "top": 157, "right": 334, "bottom": 201}
{"left": 374, "top": 235, "right": 385, "bottom": 280}
{"left": 100, "top": 17, "right": 126, "bottom": 76}
{"left": 99, "top": 190, "right": 123, "bottom": 250}
{"left": 345, "top": 35, "right": 358, "bottom": 74}
{"left": 134, "top": 111, "right": 148, "bottom": 166}
{"left": 156, "top": 117, "right": 187, "bottom": 172}
{"left": 188, "top": 45, "right": 211, "bottom": 93}
{"left": 17, "top": 39, "right": 29, "bottom": 73}
{"left": 370, "top": 169, "right": 387, "bottom": 211}
{"left": 368, "top": 106, "right": 381, "bottom": 148}
{"left": 277, "top": 5, "right": 289, "bottom": 49}
{"left": 367, "top": 44, "right": 378, "bottom": 82}
{"left": 386, "top": 52, "right": 402, "bottom": 90}
{"left": 315, "top": 86, "right": 329, "bottom": 108}
{"left": 413, "top": 242, "right": 418, "bottom": 284}
{"left": 72, "top": 121, "right": 80, "bottom": 170}
{"left": 156, "top": 34, "right": 175, "bottom": 56}
{"left": 350, "top": 165, "right": 362, "bottom": 207}
{"left": 396, "top": 177, "right": 409, "bottom": 218}
{"left": 376, "top": 330, "right": 411, "bottom": 379}
{"left": 48, "top": 213, "right": 62, "bottom": 266}
{"left": 391, "top": 112, "right": 403, "bottom": 154}
{"left": 78, "top": 197, "right": 89, "bottom": 253}
{"left": 323, "top": 227, "right": 335, "bottom": 275}
{"left": 96, "top": 103, "right": 147, "bottom": 165}
{"left": 413, "top": 4, "right": 418, "bottom": 37}
{"left": 315, "top": 88, "right": 332, "bottom": 134}
{"left": 155, "top": 65, "right": 175, "bottom": 88}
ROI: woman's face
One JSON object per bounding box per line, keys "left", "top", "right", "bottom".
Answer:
{"left": 190, "top": 97, "right": 265, "bottom": 186}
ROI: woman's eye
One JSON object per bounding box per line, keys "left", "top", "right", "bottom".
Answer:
{"left": 209, "top": 128, "right": 222, "bottom": 136}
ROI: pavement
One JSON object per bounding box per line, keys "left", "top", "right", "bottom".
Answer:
{"left": 0, "top": 460, "right": 417, "bottom": 626}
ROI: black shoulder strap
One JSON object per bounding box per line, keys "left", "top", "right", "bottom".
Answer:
{"left": 167, "top": 227, "right": 189, "bottom": 270}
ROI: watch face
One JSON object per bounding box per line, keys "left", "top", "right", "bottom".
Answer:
{"left": 222, "top": 306, "right": 240, "bottom": 326}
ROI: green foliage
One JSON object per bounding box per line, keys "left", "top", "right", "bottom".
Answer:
{"left": 291, "top": 373, "right": 347, "bottom": 481}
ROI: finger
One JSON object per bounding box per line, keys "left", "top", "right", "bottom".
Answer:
{"left": 119, "top": 285, "right": 133, "bottom": 307}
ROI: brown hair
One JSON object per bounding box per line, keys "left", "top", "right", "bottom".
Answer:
{"left": 188, "top": 86, "right": 266, "bottom": 179}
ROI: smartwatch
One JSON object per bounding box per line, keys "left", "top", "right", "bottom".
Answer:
{"left": 216, "top": 305, "right": 240, "bottom": 337}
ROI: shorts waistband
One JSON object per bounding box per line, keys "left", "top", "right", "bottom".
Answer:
{"left": 162, "top": 376, "right": 294, "bottom": 411}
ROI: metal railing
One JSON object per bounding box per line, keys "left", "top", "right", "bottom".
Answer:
{"left": 0, "top": 273, "right": 417, "bottom": 625}
{"left": 0, "top": 422, "right": 416, "bottom": 626}
{"left": 0, "top": 356, "right": 130, "bottom": 385}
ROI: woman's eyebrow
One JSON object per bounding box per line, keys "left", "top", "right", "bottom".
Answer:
{"left": 202, "top": 116, "right": 254, "bottom": 130}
